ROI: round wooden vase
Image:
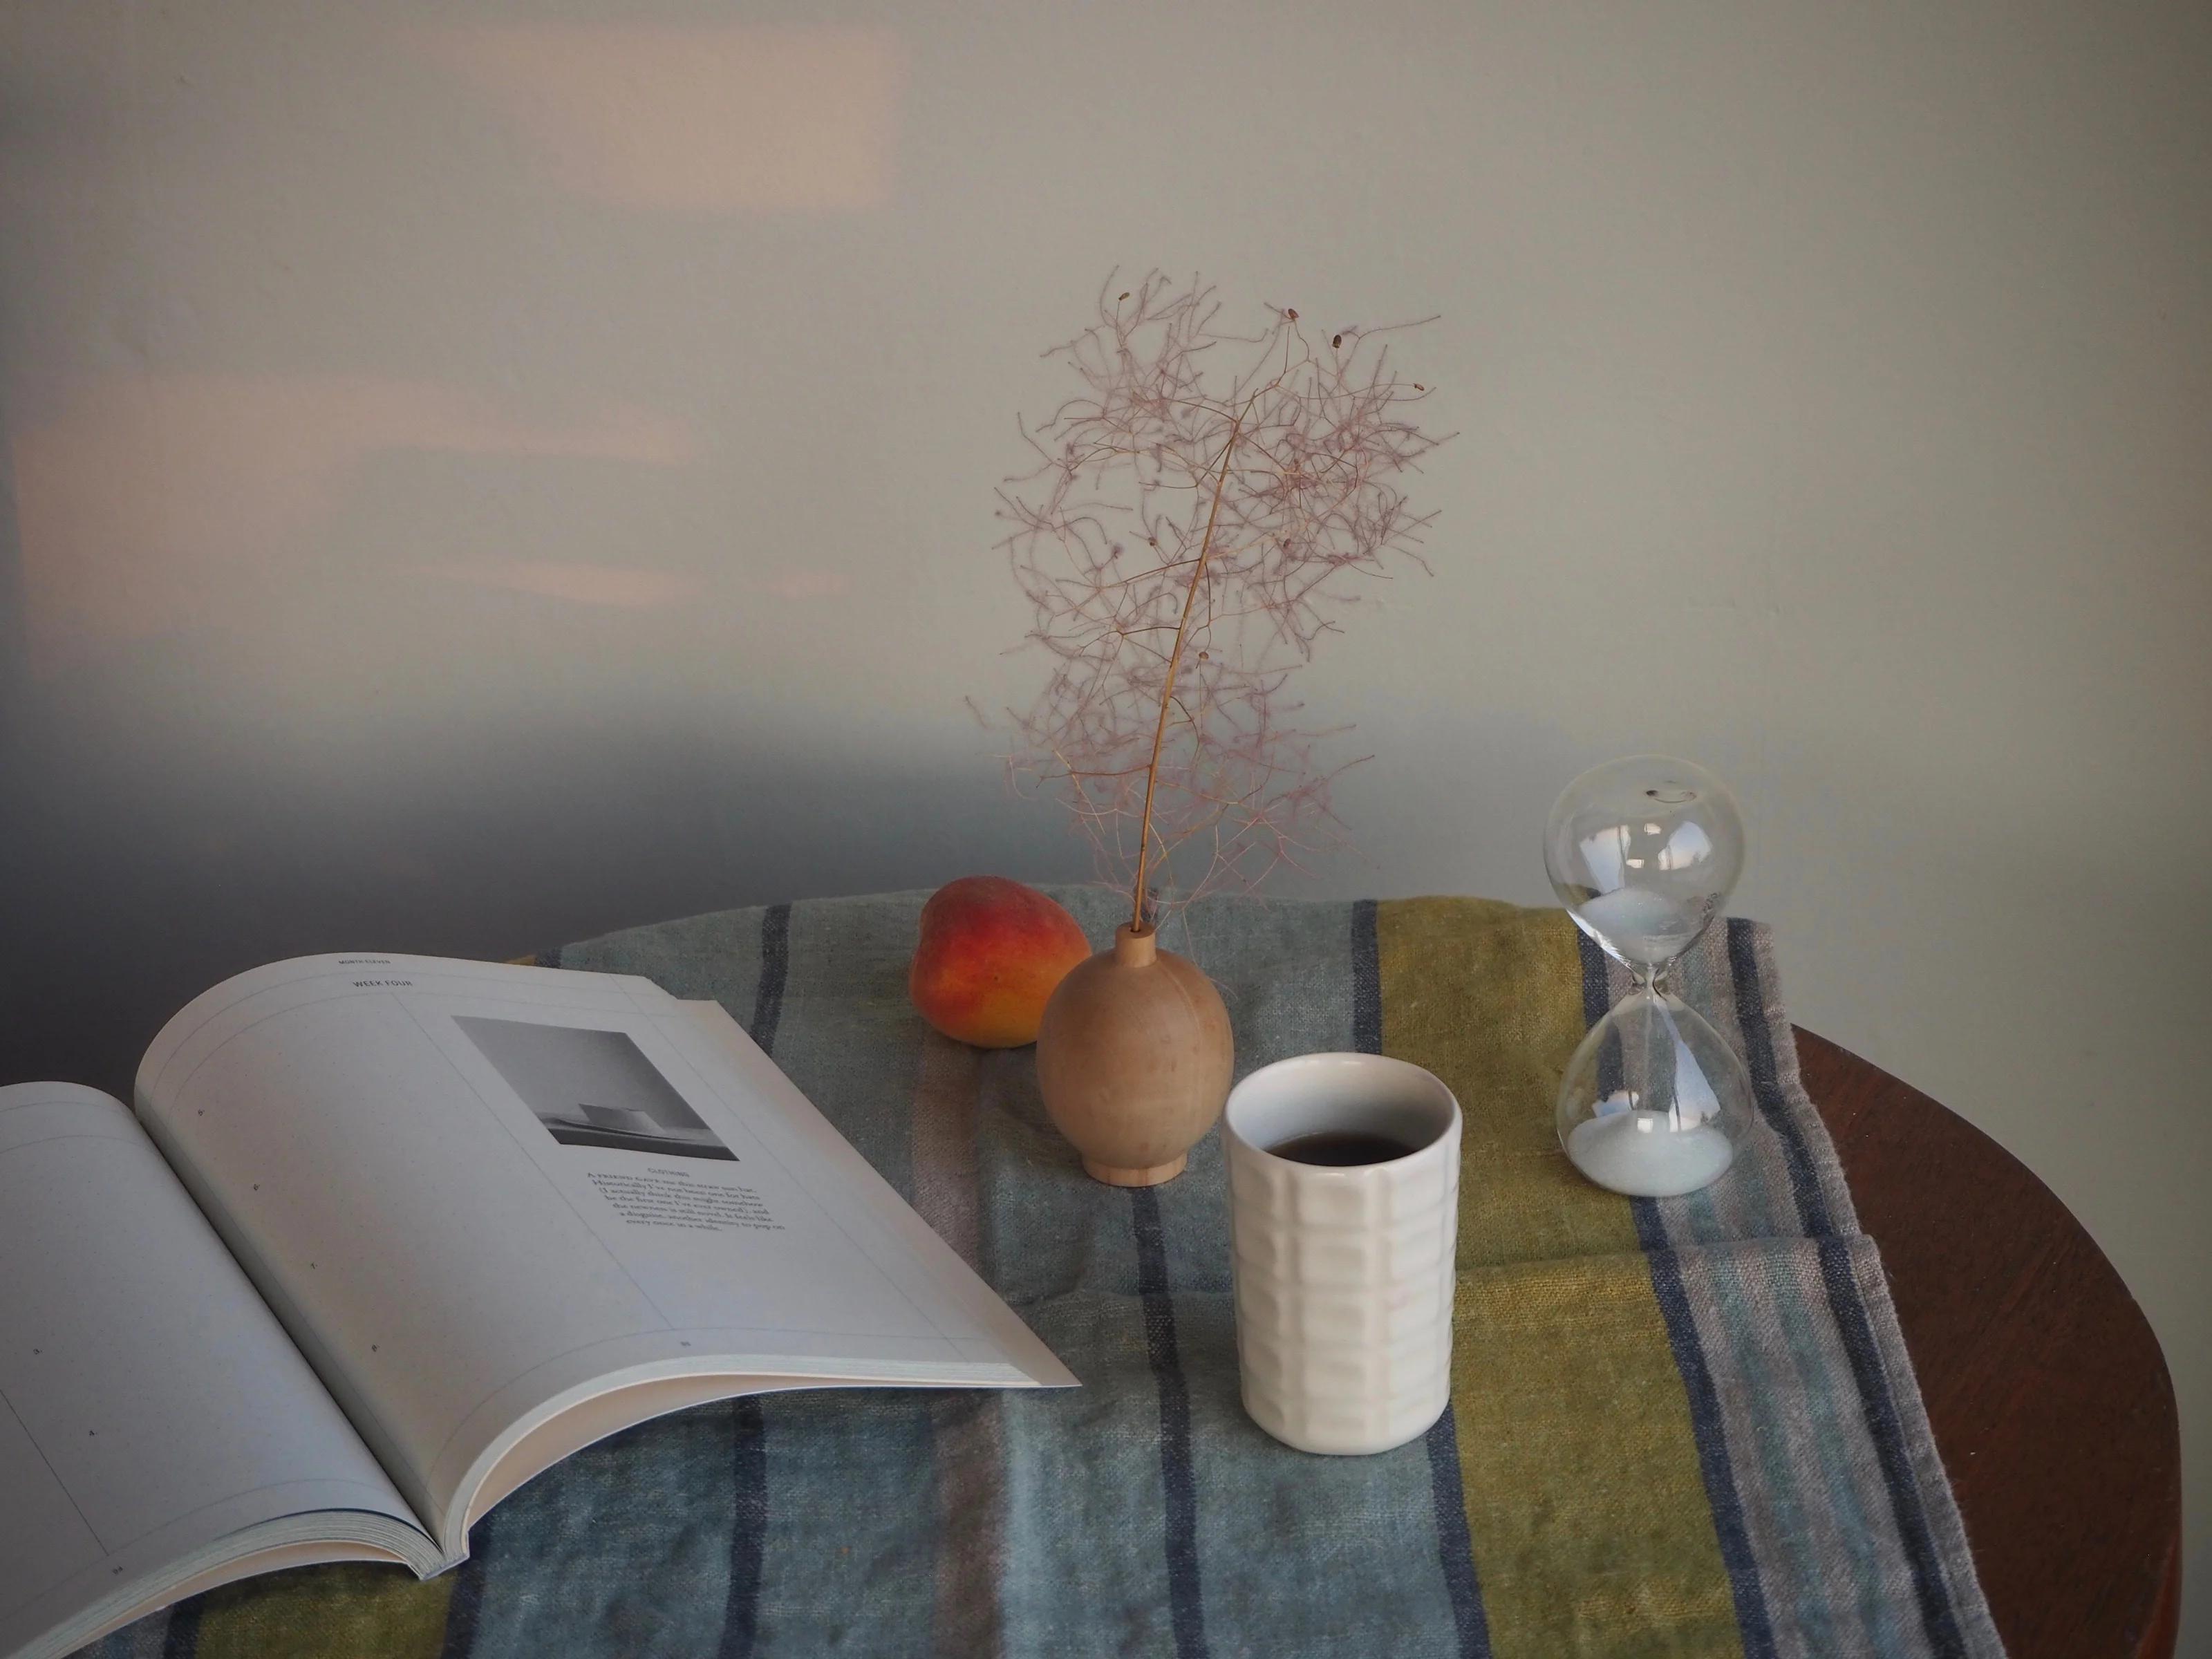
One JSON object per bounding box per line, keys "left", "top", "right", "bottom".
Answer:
{"left": 1035, "top": 923, "right": 1234, "bottom": 1186}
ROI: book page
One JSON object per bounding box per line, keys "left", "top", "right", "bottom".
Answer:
{"left": 667, "top": 997, "right": 1069, "bottom": 1380}
{"left": 134, "top": 955, "right": 1073, "bottom": 1553}
{"left": 0, "top": 1085, "right": 427, "bottom": 1659}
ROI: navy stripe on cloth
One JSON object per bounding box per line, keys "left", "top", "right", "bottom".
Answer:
{"left": 1422, "top": 1412, "right": 1494, "bottom": 1658}
{"left": 1648, "top": 1246, "right": 1780, "bottom": 1659}
{"left": 160, "top": 1599, "right": 201, "bottom": 1659}
{"left": 1350, "top": 899, "right": 1382, "bottom": 1056}
{"left": 750, "top": 903, "right": 792, "bottom": 1053}
{"left": 1580, "top": 929, "right": 1779, "bottom": 1656}
{"left": 1366, "top": 899, "right": 1493, "bottom": 1653}
{"left": 1817, "top": 1238, "right": 1969, "bottom": 1659}
{"left": 719, "top": 1396, "right": 769, "bottom": 1659}
{"left": 437, "top": 1510, "right": 492, "bottom": 1658}
{"left": 715, "top": 904, "right": 788, "bottom": 1658}
{"left": 1732, "top": 926, "right": 1965, "bottom": 1658}
{"left": 1574, "top": 925, "right": 1618, "bottom": 1094}
{"left": 1573, "top": 934, "right": 1658, "bottom": 1250}
{"left": 1725, "top": 918, "right": 1832, "bottom": 1238}
{"left": 1130, "top": 1186, "right": 1208, "bottom": 1659}
{"left": 1574, "top": 924, "right": 1611, "bottom": 1033}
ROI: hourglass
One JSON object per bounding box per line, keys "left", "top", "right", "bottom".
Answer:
{"left": 1544, "top": 756, "right": 1756, "bottom": 1198}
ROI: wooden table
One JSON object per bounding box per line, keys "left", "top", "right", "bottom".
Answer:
{"left": 1799, "top": 1029, "right": 2182, "bottom": 1659}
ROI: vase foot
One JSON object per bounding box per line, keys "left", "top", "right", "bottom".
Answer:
{"left": 1082, "top": 1154, "right": 1188, "bottom": 1188}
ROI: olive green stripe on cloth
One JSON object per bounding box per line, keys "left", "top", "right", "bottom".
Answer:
{"left": 186, "top": 1567, "right": 453, "bottom": 1659}
{"left": 73, "top": 1588, "right": 457, "bottom": 1659}
{"left": 1376, "top": 898, "right": 1746, "bottom": 1658}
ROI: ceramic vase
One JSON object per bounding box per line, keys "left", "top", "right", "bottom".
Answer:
{"left": 1035, "top": 923, "right": 1234, "bottom": 1186}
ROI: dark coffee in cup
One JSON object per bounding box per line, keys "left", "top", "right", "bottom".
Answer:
{"left": 1268, "top": 1130, "right": 1416, "bottom": 1167}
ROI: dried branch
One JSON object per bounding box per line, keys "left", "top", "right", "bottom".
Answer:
{"left": 993, "top": 271, "right": 1450, "bottom": 924}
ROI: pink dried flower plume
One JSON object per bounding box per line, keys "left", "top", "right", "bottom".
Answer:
{"left": 995, "top": 272, "right": 1449, "bottom": 930}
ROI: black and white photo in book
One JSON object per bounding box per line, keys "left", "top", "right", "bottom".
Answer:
{"left": 453, "top": 1018, "right": 737, "bottom": 1161}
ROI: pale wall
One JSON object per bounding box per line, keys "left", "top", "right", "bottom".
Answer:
{"left": 2, "top": 0, "right": 2206, "bottom": 1642}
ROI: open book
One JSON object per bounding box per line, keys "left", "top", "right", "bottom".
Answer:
{"left": 0, "top": 955, "right": 1074, "bottom": 1659}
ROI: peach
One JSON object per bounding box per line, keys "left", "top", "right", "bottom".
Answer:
{"left": 910, "top": 877, "right": 1091, "bottom": 1048}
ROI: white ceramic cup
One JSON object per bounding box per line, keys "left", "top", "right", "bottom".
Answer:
{"left": 1224, "top": 1053, "right": 1462, "bottom": 1456}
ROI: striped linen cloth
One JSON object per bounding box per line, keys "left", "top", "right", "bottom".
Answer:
{"left": 83, "top": 892, "right": 2003, "bottom": 1659}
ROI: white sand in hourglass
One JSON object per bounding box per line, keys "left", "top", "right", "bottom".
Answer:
{"left": 1566, "top": 1107, "right": 1736, "bottom": 1198}
{"left": 1565, "top": 1013, "right": 1736, "bottom": 1198}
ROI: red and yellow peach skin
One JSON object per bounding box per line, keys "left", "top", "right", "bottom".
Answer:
{"left": 909, "top": 877, "right": 1091, "bottom": 1048}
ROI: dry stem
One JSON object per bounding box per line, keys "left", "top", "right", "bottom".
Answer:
{"left": 995, "top": 272, "right": 1450, "bottom": 919}
{"left": 1130, "top": 402, "right": 1248, "bottom": 932}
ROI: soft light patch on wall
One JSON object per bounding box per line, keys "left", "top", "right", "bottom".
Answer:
{"left": 413, "top": 24, "right": 904, "bottom": 213}
{"left": 10, "top": 375, "right": 699, "bottom": 673}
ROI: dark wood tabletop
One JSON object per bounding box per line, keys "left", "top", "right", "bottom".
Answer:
{"left": 1799, "top": 1028, "right": 2182, "bottom": 1659}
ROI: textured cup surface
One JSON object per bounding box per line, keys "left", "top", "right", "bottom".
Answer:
{"left": 1224, "top": 1053, "right": 1461, "bottom": 1456}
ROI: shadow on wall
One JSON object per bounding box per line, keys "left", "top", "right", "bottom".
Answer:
{"left": 0, "top": 683, "right": 1086, "bottom": 1096}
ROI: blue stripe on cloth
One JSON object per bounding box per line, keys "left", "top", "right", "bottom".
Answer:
{"left": 1815, "top": 1239, "right": 1969, "bottom": 1659}
{"left": 1647, "top": 1246, "right": 1782, "bottom": 1659}
{"left": 977, "top": 892, "right": 1191, "bottom": 1652}
{"left": 718, "top": 1398, "right": 768, "bottom": 1659}
{"left": 1700, "top": 1243, "right": 1908, "bottom": 1653}
{"left": 1422, "top": 1411, "right": 1494, "bottom": 1659}
{"left": 1579, "top": 930, "right": 1781, "bottom": 1657}
{"left": 734, "top": 901, "right": 939, "bottom": 1655}
{"left": 1131, "top": 1186, "right": 1209, "bottom": 1659}
{"left": 1726, "top": 918, "right": 1833, "bottom": 1239}
{"left": 1004, "top": 1291, "right": 1188, "bottom": 1654}
{"left": 462, "top": 1399, "right": 753, "bottom": 1659}
{"left": 749, "top": 904, "right": 791, "bottom": 1053}
{"left": 749, "top": 1392, "right": 938, "bottom": 1653}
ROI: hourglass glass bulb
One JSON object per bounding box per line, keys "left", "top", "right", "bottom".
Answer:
{"left": 1544, "top": 756, "right": 1745, "bottom": 971}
